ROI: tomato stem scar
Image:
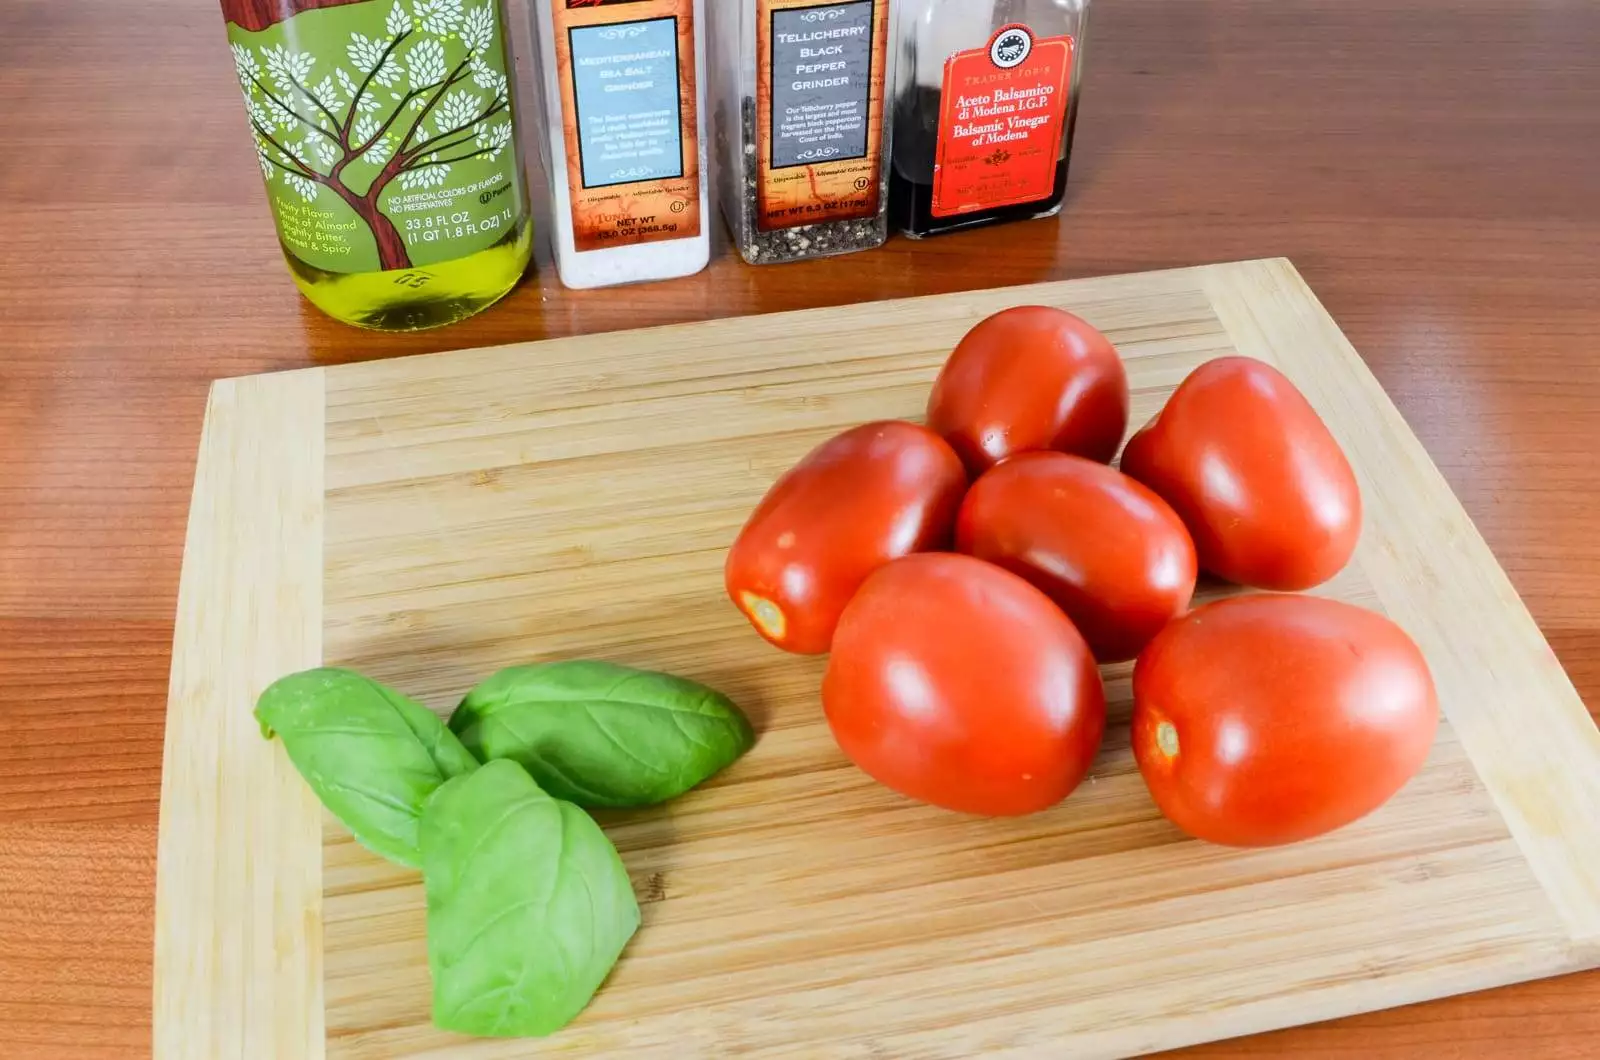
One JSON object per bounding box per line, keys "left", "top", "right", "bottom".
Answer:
{"left": 1156, "top": 721, "right": 1180, "bottom": 758}
{"left": 739, "top": 592, "right": 787, "bottom": 642}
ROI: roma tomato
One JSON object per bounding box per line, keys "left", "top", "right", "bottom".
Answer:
{"left": 725, "top": 421, "right": 966, "bottom": 655}
{"left": 1132, "top": 594, "right": 1439, "bottom": 847}
{"left": 1120, "top": 356, "right": 1360, "bottom": 591}
{"left": 823, "top": 553, "right": 1106, "bottom": 816}
{"left": 956, "top": 452, "right": 1197, "bottom": 662}
{"left": 927, "top": 306, "right": 1129, "bottom": 475}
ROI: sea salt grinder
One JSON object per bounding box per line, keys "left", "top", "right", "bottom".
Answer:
{"left": 529, "top": 0, "right": 710, "bottom": 287}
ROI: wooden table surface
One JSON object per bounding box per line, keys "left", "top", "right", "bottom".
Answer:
{"left": 3, "top": 0, "right": 1597, "bottom": 1055}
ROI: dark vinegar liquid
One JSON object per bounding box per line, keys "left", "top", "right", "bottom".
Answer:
{"left": 890, "top": 85, "right": 1079, "bottom": 238}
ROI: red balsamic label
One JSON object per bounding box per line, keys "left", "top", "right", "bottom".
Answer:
{"left": 932, "top": 25, "right": 1074, "bottom": 219}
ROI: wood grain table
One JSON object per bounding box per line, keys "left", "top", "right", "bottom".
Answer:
{"left": 2, "top": 0, "right": 1596, "bottom": 1056}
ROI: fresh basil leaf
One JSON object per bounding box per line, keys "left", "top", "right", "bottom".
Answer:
{"left": 448, "top": 661, "right": 755, "bottom": 808}
{"left": 421, "top": 759, "right": 639, "bottom": 1038}
{"left": 256, "top": 668, "right": 478, "bottom": 868}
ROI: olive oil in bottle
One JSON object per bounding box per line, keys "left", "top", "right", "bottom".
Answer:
{"left": 221, "top": 0, "right": 533, "bottom": 330}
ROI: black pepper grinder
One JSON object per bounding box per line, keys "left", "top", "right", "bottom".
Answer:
{"left": 709, "top": 0, "right": 896, "bottom": 263}
{"left": 890, "top": 0, "right": 1090, "bottom": 238}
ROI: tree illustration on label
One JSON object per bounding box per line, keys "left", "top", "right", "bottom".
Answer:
{"left": 227, "top": 0, "right": 513, "bottom": 270}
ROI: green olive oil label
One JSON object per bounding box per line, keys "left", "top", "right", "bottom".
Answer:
{"left": 225, "top": 0, "right": 526, "bottom": 273}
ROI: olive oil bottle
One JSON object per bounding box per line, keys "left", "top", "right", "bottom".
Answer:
{"left": 221, "top": 0, "right": 533, "bottom": 330}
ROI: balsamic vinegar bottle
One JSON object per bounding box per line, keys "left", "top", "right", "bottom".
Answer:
{"left": 891, "top": 0, "right": 1089, "bottom": 238}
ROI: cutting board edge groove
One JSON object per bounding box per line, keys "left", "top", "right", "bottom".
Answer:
{"left": 153, "top": 372, "right": 328, "bottom": 1060}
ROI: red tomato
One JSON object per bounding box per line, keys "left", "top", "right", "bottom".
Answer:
{"left": 1120, "top": 356, "right": 1361, "bottom": 591}
{"left": 956, "top": 452, "right": 1197, "bottom": 662}
{"left": 823, "top": 553, "right": 1106, "bottom": 816}
{"left": 1132, "top": 594, "right": 1439, "bottom": 846}
{"left": 927, "top": 306, "right": 1130, "bottom": 475}
{"left": 726, "top": 421, "right": 967, "bottom": 655}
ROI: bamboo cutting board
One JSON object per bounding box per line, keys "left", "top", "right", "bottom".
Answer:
{"left": 153, "top": 259, "right": 1600, "bottom": 1059}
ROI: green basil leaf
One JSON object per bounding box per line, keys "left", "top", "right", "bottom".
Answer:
{"left": 256, "top": 668, "right": 478, "bottom": 868}
{"left": 448, "top": 661, "right": 755, "bottom": 808}
{"left": 421, "top": 759, "right": 639, "bottom": 1038}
